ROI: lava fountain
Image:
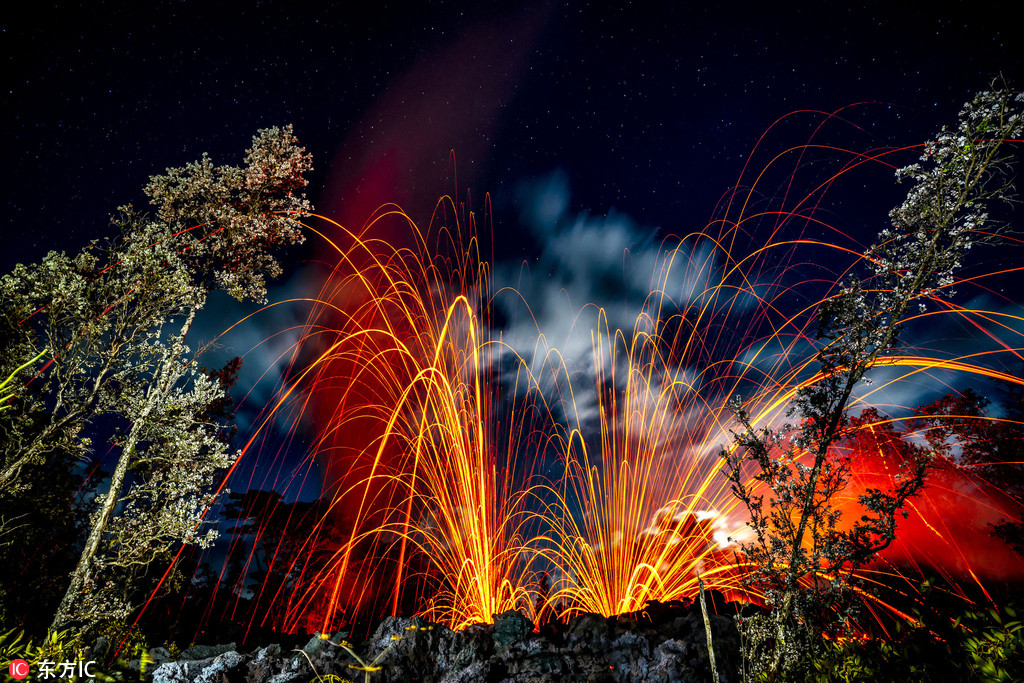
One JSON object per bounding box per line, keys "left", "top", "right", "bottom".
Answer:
{"left": 202, "top": 100, "right": 1024, "bottom": 640}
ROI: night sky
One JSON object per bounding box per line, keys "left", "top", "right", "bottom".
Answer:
{"left": 5, "top": 2, "right": 1021, "bottom": 270}
{"left": 4, "top": 2, "right": 1023, "bottom": 482}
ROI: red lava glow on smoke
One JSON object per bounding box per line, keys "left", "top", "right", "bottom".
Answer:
{"left": 869, "top": 467, "right": 1024, "bottom": 588}
{"left": 838, "top": 412, "right": 1024, "bottom": 596}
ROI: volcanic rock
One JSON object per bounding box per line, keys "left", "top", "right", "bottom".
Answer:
{"left": 148, "top": 600, "right": 741, "bottom": 682}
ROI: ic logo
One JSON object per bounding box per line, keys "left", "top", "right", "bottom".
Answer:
{"left": 9, "top": 659, "right": 30, "bottom": 680}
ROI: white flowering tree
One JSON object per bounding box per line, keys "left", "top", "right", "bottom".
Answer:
{"left": 720, "top": 84, "right": 1024, "bottom": 678}
{"left": 0, "top": 127, "right": 311, "bottom": 633}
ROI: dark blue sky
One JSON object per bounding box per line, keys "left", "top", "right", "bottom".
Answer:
{"left": 4, "top": 2, "right": 1021, "bottom": 273}
{"left": 4, "top": 2, "right": 1023, "bottom": 495}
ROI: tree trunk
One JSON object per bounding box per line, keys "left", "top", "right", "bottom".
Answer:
{"left": 51, "top": 431, "right": 136, "bottom": 630}
{"left": 51, "top": 309, "right": 196, "bottom": 631}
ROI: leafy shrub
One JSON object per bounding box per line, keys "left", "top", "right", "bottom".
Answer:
{"left": 0, "top": 627, "right": 84, "bottom": 676}
{"left": 806, "top": 602, "right": 1023, "bottom": 683}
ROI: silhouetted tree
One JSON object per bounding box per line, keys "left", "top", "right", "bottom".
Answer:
{"left": 908, "top": 386, "right": 1024, "bottom": 552}
{"left": 721, "top": 83, "right": 1024, "bottom": 678}
{"left": 0, "top": 126, "right": 312, "bottom": 636}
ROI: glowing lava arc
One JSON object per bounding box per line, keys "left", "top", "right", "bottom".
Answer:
{"left": 266, "top": 204, "right": 549, "bottom": 633}
{"left": 219, "top": 103, "right": 1024, "bottom": 638}
{"left": 525, "top": 225, "right": 809, "bottom": 619}
{"left": 525, "top": 100, "right": 1024, "bottom": 621}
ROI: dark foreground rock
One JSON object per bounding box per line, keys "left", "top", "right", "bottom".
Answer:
{"left": 151, "top": 602, "right": 740, "bottom": 683}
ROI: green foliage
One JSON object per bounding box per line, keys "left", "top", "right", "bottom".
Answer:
{"left": 162, "top": 639, "right": 182, "bottom": 660}
{"left": 0, "top": 347, "right": 47, "bottom": 414}
{"left": 0, "top": 626, "right": 31, "bottom": 662}
{"left": 807, "top": 601, "right": 1024, "bottom": 683}
{"left": 962, "top": 605, "right": 1024, "bottom": 682}
{"left": 94, "top": 620, "right": 148, "bottom": 658}
{"left": 0, "top": 626, "right": 151, "bottom": 682}
{"left": 0, "top": 627, "right": 83, "bottom": 673}
{"left": 32, "top": 629, "right": 86, "bottom": 665}
{"left": 335, "top": 637, "right": 395, "bottom": 683}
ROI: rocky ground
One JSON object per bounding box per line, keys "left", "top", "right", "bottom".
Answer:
{"left": 146, "top": 599, "right": 741, "bottom": 683}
